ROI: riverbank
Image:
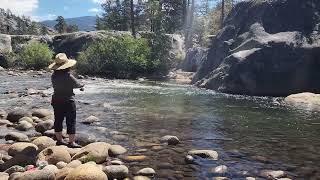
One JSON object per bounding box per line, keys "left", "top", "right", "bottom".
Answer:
{"left": 0, "top": 70, "right": 319, "bottom": 179}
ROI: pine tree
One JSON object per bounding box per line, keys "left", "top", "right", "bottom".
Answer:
{"left": 54, "top": 16, "right": 67, "bottom": 33}
{"left": 67, "top": 25, "right": 79, "bottom": 33}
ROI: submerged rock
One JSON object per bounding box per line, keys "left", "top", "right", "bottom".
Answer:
{"left": 188, "top": 150, "right": 218, "bottom": 160}
{"left": 120, "top": 155, "right": 148, "bottom": 162}
{"left": 160, "top": 135, "right": 180, "bottom": 145}
{"left": 81, "top": 115, "right": 100, "bottom": 124}
{"left": 260, "top": 170, "right": 286, "bottom": 179}
{"left": 210, "top": 165, "right": 228, "bottom": 175}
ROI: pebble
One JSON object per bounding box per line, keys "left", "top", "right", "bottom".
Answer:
{"left": 121, "top": 155, "right": 148, "bottom": 162}
{"left": 188, "top": 149, "right": 219, "bottom": 160}
{"left": 260, "top": 170, "right": 286, "bottom": 179}
{"left": 210, "top": 165, "right": 228, "bottom": 174}
{"left": 160, "top": 135, "right": 180, "bottom": 145}
{"left": 109, "top": 145, "right": 127, "bottom": 157}
{"left": 137, "top": 167, "right": 156, "bottom": 176}
{"left": 103, "top": 165, "right": 129, "bottom": 179}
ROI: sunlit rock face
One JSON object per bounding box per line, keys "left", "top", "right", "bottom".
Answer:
{"left": 193, "top": 0, "right": 320, "bottom": 96}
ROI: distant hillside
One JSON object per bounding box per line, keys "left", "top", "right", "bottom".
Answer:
{"left": 42, "top": 16, "right": 97, "bottom": 31}
{"left": 0, "top": 8, "right": 53, "bottom": 35}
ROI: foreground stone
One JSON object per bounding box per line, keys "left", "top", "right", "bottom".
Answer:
{"left": 15, "top": 120, "right": 33, "bottom": 131}
{"left": 72, "top": 142, "right": 110, "bottom": 163}
{"left": 32, "top": 136, "right": 56, "bottom": 151}
{"left": 210, "top": 165, "right": 228, "bottom": 175}
{"left": 0, "top": 172, "right": 9, "bottom": 180}
{"left": 160, "top": 135, "right": 180, "bottom": 145}
{"left": 4, "top": 165, "right": 25, "bottom": 175}
{"left": 31, "top": 108, "right": 52, "bottom": 118}
{"left": 285, "top": 92, "right": 320, "bottom": 111}
{"left": 108, "top": 145, "right": 127, "bottom": 157}
{"left": 188, "top": 150, "right": 219, "bottom": 160}
{"left": 65, "top": 163, "right": 108, "bottom": 180}
{"left": 35, "top": 120, "right": 54, "bottom": 134}
{"left": 0, "top": 154, "right": 35, "bottom": 171}
{"left": 8, "top": 142, "right": 38, "bottom": 156}
{"left": 55, "top": 167, "right": 73, "bottom": 180}
{"left": 103, "top": 165, "right": 129, "bottom": 179}
{"left": 5, "top": 132, "right": 29, "bottom": 142}
{"left": 37, "top": 146, "right": 71, "bottom": 165}
{"left": 7, "top": 109, "right": 31, "bottom": 123}
{"left": 10, "top": 169, "right": 55, "bottom": 180}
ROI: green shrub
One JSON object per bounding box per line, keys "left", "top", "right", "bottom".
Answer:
{"left": 17, "top": 41, "right": 53, "bottom": 70}
{"left": 77, "top": 35, "right": 151, "bottom": 78}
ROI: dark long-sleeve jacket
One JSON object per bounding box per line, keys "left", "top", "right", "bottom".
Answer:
{"left": 51, "top": 70, "right": 83, "bottom": 102}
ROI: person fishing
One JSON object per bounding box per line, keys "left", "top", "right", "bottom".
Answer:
{"left": 48, "top": 53, "right": 84, "bottom": 148}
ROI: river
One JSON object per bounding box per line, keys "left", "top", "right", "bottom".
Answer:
{"left": 0, "top": 71, "right": 319, "bottom": 179}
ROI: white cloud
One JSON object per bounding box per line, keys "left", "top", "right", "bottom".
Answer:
{"left": 0, "top": 0, "right": 39, "bottom": 16}
{"left": 88, "top": 8, "right": 100, "bottom": 13}
{"left": 31, "top": 14, "right": 56, "bottom": 22}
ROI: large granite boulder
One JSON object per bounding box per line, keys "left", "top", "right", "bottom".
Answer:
{"left": 180, "top": 47, "right": 207, "bottom": 72}
{"left": 0, "top": 34, "right": 12, "bottom": 53}
{"left": 193, "top": 0, "right": 320, "bottom": 96}
{"left": 285, "top": 92, "right": 320, "bottom": 111}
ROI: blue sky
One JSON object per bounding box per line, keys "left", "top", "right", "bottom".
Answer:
{"left": 0, "top": 0, "right": 104, "bottom": 21}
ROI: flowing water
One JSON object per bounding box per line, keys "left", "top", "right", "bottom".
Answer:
{"left": 0, "top": 71, "right": 320, "bottom": 179}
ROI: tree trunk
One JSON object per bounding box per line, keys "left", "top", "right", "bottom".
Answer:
{"left": 130, "top": 0, "right": 136, "bottom": 37}
{"left": 185, "top": 0, "right": 195, "bottom": 49}
{"left": 220, "top": 0, "right": 225, "bottom": 28}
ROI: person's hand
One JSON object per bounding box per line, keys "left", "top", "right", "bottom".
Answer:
{"left": 80, "top": 87, "right": 84, "bottom": 91}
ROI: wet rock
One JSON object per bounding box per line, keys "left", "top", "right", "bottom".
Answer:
{"left": 8, "top": 142, "right": 38, "bottom": 156}
{"left": 188, "top": 150, "right": 218, "bottom": 160}
{"left": 7, "top": 109, "right": 31, "bottom": 123}
{"left": 37, "top": 146, "right": 71, "bottom": 165}
{"left": 65, "top": 163, "right": 108, "bottom": 180}
{"left": 10, "top": 169, "right": 55, "bottom": 180}
{"left": 210, "top": 165, "right": 228, "bottom": 175}
{"left": 109, "top": 145, "right": 127, "bottom": 157}
{"left": 260, "top": 170, "right": 286, "bottom": 179}
{"left": 160, "top": 135, "right": 180, "bottom": 145}
{"left": 66, "top": 160, "right": 82, "bottom": 168}
{"left": 285, "top": 93, "right": 320, "bottom": 111}
{"left": 103, "top": 165, "right": 129, "bottom": 179}
{"left": 15, "top": 121, "right": 33, "bottom": 131}
{"left": 4, "top": 165, "right": 25, "bottom": 175}
{"left": 35, "top": 120, "right": 54, "bottom": 134}
{"left": 0, "top": 172, "right": 9, "bottom": 180}
{"left": 137, "top": 168, "right": 156, "bottom": 176}
{"left": 112, "top": 134, "right": 129, "bottom": 141}
{"left": 5, "top": 132, "right": 29, "bottom": 142}
{"left": 56, "top": 161, "right": 67, "bottom": 169}
{"left": 133, "top": 176, "right": 151, "bottom": 180}
{"left": 43, "top": 164, "right": 59, "bottom": 174}
{"left": 120, "top": 155, "right": 148, "bottom": 162}
{"left": 81, "top": 115, "right": 100, "bottom": 124}
{"left": 157, "top": 162, "right": 174, "bottom": 169}
{"left": 75, "top": 133, "right": 97, "bottom": 146}
{"left": 55, "top": 167, "right": 73, "bottom": 180}
{"left": 71, "top": 142, "right": 110, "bottom": 163}
{"left": 31, "top": 109, "right": 53, "bottom": 118}
{"left": 31, "top": 116, "right": 41, "bottom": 123}
{"left": 32, "top": 136, "right": 56, "bottom": 151}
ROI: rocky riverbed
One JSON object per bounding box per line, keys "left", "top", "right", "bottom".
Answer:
{"left": 0, "top": 69, "right": 319, "bottom": 179}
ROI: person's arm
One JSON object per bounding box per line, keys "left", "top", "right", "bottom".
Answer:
{"left": 69, "top": 74, "right": 84, "bottom": 89}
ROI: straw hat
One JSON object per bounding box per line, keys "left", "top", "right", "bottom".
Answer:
{"left": 48, "top": 53, "right": 77, "bottom": 70}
